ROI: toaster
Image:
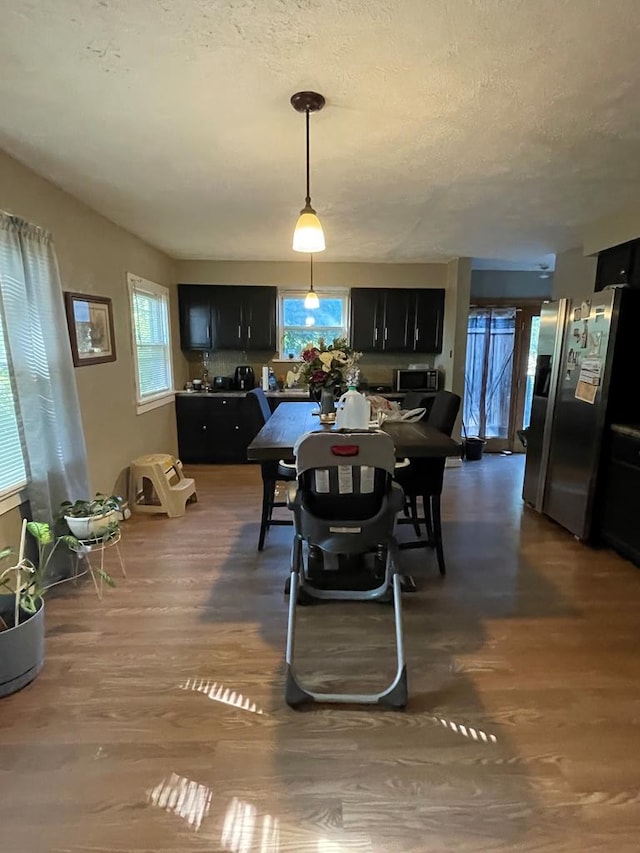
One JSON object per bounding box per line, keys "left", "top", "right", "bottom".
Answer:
{"left": 213, "top": 375, "right": 233, "bottom": 391}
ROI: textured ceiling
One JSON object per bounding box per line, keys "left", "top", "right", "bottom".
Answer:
{"left": 2, "top": 1, "right": 640, "bottom": 264}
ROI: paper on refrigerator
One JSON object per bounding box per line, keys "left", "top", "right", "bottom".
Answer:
{"left": 575, "top": 357, "right": 601, "bottom": 404}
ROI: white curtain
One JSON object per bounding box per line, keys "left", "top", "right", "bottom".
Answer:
{"left": 0, "top": 212, "right": 90, "bottom": 522}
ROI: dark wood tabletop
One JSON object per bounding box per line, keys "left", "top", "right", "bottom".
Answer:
{"left": 247, "top": 402, "right": 461, "bottom": 461}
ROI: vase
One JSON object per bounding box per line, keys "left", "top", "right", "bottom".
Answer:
{"left": 309, "top": 386, "right": 322, "bottom": 403}
{"left": 319, "top": 387, "right": 336, "bottom": 415}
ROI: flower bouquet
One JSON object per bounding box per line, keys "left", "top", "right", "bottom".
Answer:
{"left": 300, "top": 336, "right": 362, "bottom": 400}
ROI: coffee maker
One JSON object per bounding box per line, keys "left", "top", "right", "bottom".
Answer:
{"left": 234, "top": 365, "right": 255, "bottom": 391}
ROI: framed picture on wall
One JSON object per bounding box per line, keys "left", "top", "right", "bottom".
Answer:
{"left": 64, "top": 292, "right": 116, "bottom": 367}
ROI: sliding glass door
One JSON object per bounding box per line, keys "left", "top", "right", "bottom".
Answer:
{"left": 464, "top": 304, "right": 541, "bottom": 453}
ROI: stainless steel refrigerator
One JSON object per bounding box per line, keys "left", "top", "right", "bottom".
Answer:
{"left": 523, "top": 287, "right": 640, "bottom": 540}
{"left": 522, "top": 298, "right": 568, "bottom": 511}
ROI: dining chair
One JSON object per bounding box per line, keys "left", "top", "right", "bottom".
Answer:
{"left": 400, "top": 391, "right": 435, "bottom": 417}
{"left": 285, "top": 429, "right": 407, "bottom": 709}
{"left": 394, "top": 390, "right": 461, "bottom": 574}
{"left": 245, "top": 388, "right": 296, "bottom": 550}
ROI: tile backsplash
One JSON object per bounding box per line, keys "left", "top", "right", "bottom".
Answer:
{"left": 185, "top": 350, "right": 441, "bottom": 388}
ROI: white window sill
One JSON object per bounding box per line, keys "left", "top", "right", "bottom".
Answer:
{"left": 0, "top": 485, "right": 27, "bottom": 517}
{"left": 136, "top": 391, "right": 176, "bottom": 415}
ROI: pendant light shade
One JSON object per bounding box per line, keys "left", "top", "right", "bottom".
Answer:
{"left": 293, "top": 204, "right": 325, "bottom": 253}
{"left": 304, "top": 254, "right": 320, "bottom": 309}
{"left": 291, "top": 91, "right": 326, "bottom": 253}
{"left": 304, "top": 290, "right": 320, "bottom": 309}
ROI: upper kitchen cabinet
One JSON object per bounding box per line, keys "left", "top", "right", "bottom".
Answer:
{"left": 412, "top": 288, "right": 444, "bottom": 354}
{"left": 595, "top": 239, "right": 640, "bottom": 291}
{"left": 178, "top": 284, "right": 277, "bottom": 351}
{"left": 178, "top": 285, "right": 213, "bottom": 350}
{"left": 350, "top": 287, "right": 444, "bottom": 354}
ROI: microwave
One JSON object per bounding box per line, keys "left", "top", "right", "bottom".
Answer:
{"left": 394, "top": 368, "right": 439, "bottom": 392}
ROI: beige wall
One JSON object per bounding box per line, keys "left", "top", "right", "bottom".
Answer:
{"left": 0, "top": 150, "right": 184, "bottom": 527}
{"left": 583, "top": 203, "right": 640, "bottom": 256}
{"left": 552, "top": 247, "right": 597, "bottom": 300}
{"left": 435, "top": 258, "right": 471, "bottom": 439}
{"left": 177, "top": 259, "right": 453, "bottom": 388}
{"left": 175, "top": 259, "right": 447, "bottom": 290}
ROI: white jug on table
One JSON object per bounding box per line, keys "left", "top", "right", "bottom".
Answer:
{"left": 335, "top": 386, "right": 370, "bottom": 429}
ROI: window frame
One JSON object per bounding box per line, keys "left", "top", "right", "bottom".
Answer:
{"left": 0, "top": 302, "right": 28, "bottom": 513}
{"left": 278, "top": 289, "right": 350, "bottom": 358}
{"left": 127, "top": 273, "right": 175, "bottom": 415}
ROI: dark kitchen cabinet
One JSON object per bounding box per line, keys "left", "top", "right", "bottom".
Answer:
{"left": 383, "top": 289, "right": 413, "bottom": 351}
{"left": 350, "top": 287, "right": 444, "bottom": 354}
{"left": 178, "top": 285, "right": 277, "bottom": 351}
{"left": 598, "top": 428, "right": 640, "bottom": 567}
{"left": 413, "top": 288, "right": 444, "bottom": 354}
{"left": 595, "top": 239, "right": 640, "bottom": 291}
{"left": 178, "top": 285, "right": 213, "bottom": 350}
{"left": 176, "top": 395, "right": 257, "bottom": 463}
{"left": 350, "top": 289, "right": 382, "bottom": 352}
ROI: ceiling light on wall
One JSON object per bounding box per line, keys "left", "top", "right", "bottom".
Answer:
{"left": 304, "top": 254, "right": 320, "bottom": 309}
{"left": 538, "top": 264, "right": 551, "bottom": 279}
{"left": 291, "top": 91, "right": 326, "bottom": 253}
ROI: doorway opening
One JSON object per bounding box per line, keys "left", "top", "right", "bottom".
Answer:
{"left": 464, "top": 302, "right": 542, "bottom": 453}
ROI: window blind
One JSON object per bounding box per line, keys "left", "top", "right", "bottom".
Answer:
{"left": 0, "top": 307, "right": 27, "bottom": 495}
{"left": 130, "top": 280, "right": 173, "bottom": 401}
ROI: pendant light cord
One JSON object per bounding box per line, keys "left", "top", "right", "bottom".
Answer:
{"left": 309, "top": 253, "right": 314, "bottom": 291}
{"left": 305, "top": 109, "right": 311, "bottom": 206}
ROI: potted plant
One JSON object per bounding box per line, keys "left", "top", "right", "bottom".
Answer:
{"left": 0, "top": 519, "right": 82, "bottom": 697}
{"left": 60, "top": 493, "right": 122, "bottom": 540}
{"left": 1, "top": 517, "right": 117, "bottom": 698}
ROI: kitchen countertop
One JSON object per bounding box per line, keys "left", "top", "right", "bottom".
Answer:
{"left": 610, "top": 423, "right": 640, "bottom": 439}
{"left": 176, "top": 389, "right": 407, "bottom": 400}
{"left": 177, "top": 389, "right": 310, "bottom": 398}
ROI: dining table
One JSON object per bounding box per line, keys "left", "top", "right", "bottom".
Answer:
{"left": 247, "top": 401, "right": 461, "bottom": 462}
{"left": 247, "top": 401, "right": 460, "bottom": 587}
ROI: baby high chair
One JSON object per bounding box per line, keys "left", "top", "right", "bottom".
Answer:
{"left": 285, "top": 429, "right": 407, "bottom": 709}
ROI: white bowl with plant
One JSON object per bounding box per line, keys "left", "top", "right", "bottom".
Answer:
{"left": 60, "top": 493, "right": 122, "bottom": 541}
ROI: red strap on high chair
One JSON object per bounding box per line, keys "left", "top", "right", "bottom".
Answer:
{"left": 331, "top": 445, "right": 360, "bottom": 457}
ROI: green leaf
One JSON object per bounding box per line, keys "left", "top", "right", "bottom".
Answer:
{"left": 97, "top": 567, "right": 116, "bottom": 587}
{"left": 59, "top": 534, "right": 82, "bottom": 550}
{"left": 0, "top": 546, "right": 15, "bottom": 561}
{"left": 21, "top": 594, "right": 37, "bottom": 614}
{"left": 26, "top": 522, "right": 53, "bottom": 545}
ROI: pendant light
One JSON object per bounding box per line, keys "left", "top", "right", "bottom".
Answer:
{"left": 304, "top": 254, "right": 320, "bottom": 309}
{"left": 291, "top": 91, "right": 326, "bottom": 253}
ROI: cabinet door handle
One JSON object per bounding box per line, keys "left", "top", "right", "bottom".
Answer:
{"left": 374, "top": 328, "right": 378, "bottom": 344}
{"left": 234, "top": 425, "right": 239, "bottom": 430}
{"left": 238, "top": 324, "right": 242, "bottom": 338}
{"left": 247, "top": 325, "right": 251, "bottom": 340}
{"left": 202, "top": 425, "right": 207, "bottom": 430}
{"left": 415, "top": 327, "right": 419, "bottom": 341}
{"left": 222, "top": 400, "right": 227, "bottom": 405}
{"left": 384, "top": 328, "right": 388, "bottom": 341}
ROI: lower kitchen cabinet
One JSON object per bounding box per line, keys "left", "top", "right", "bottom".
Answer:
{"left": 176, "top": 395, "right": 258, "bottom": 464}
{"left": 598, "top": 429, "right": 640, "bottom": 566}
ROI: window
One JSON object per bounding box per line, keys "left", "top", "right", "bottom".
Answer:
{"left": 279, "top": 291, "right": 348, "bottom": 357}
{"left": 0, "top": 306, "right": 27, "bottom": 498}
{"left": 127, "top": 274, "right": 174, "bottom": 414}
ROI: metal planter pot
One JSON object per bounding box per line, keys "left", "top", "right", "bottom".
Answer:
{"left": 0, "top": 594, "right": 45, "bottom": 698}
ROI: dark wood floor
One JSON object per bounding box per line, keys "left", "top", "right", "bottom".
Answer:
{"left": 1, "top": 455, "right": 640, "bottom": 852}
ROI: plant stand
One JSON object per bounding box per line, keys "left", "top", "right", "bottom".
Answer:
{"left": 71, "top": 529, "right": 126, "bottom": 600}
